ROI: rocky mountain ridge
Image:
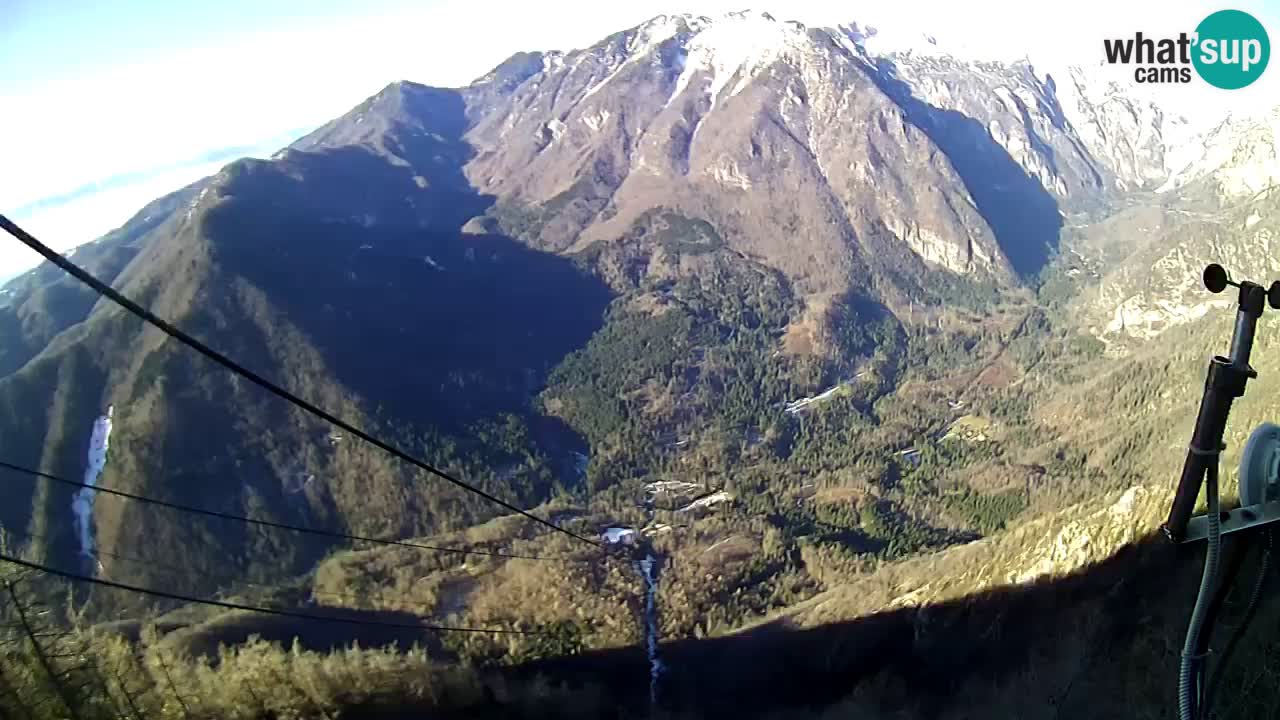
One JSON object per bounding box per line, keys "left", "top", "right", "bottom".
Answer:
{"left": 454, "top": 11, "right": 1172, "bottom": 293}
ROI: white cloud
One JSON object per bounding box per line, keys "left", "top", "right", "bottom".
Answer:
{"left": 0, "top": 164, "right": 213, "bottom": 279}
{"left": 2, "top": 137, "right": 292, "bottom": 278}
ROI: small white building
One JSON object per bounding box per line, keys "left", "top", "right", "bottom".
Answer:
{"left": 602, "top": 527, "right": 638, "bottom": 546}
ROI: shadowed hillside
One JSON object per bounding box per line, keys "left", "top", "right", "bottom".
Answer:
{"left": 15, "top": 519, "right": 1270, "bottom": 720}
{"left": 0, "top": 88, "right": 614, "bottom": 603}
{"left": 513, "top": 529, "right": 1266, "bottom": 720}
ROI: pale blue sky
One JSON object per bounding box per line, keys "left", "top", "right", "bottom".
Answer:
{"left": 1, "top": 0, "right": 1276, "bottom": 278}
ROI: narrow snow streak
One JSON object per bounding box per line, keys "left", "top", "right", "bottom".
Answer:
{"left": 637, "top": 555, "right": 663, "bottom": 706}
{"left": 676, "top": 490, "right": 731, "bottom": 513}
{"left": 783, "top": 382, "right": 846, "bottom": 414}
{"left": 72, "top": 406, "right": 113, "bottom": 561}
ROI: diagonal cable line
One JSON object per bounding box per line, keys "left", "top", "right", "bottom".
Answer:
{"left": 0, "top": 460, "right": 578, "bottom": 562}
{"left": 1, "top": 525, "right": 450, "bottom": 616}
{"left": 0, "top": 553, "right": 538, "bottom": 635}
{"left": 0, "top": 214, "right": 599, "bottom": 548}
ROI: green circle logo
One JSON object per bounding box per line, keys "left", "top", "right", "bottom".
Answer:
{"left": 1193, "top": 10, "right": 1270, "bottom": 89}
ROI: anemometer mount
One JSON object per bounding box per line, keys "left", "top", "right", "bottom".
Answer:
{"left": 1163, "top": 264, "right": 1280, "bottom": 543}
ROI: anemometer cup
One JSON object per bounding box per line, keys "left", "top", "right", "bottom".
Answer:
{"left": 1205, "top": 264, "right": 1231, "bottom": 294}
{"left": 1202, "top": 264, "right": 1280, "bottom": 308}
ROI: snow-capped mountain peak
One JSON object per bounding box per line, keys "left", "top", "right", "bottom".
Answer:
{"left": 671, "top": 10, "right": 812, "bottom": 107}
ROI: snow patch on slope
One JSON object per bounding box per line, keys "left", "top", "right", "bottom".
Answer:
{"left": 582, "top": 109, "right": 612, "bottom": 132}
{"left": 677, "top": 490, "right": 732, "bottom": 513}
{"left": 583, "top": 15, "right": 687, "bottom": 101}
{"left": 541, "top": 52, "right": 566, "bottom": 73}
{"left": 709, "top": 158, "right": 752, "bottom": 190}
{"left": 544, "top": 118, "right": 566, "bottom": 142}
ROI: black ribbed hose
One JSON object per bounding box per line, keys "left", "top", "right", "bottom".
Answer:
{"left": 1180, "top": 463, "right": 1222, "bottom": 720}
{"left": 1200, "top": 529, "right": 1272, "bottom": 720}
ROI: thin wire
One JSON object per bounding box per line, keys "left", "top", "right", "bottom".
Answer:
{"left": 0, "top": 460, "right": 569, "bottom": 562}
{"left": 0, "top": 553, "right": 537, "bottom": 636}
{"left": 0, "top": 214, "right": 599, "bottom": 548}
{"left": 0, "top": 526, "right": 447, "bottom": 616}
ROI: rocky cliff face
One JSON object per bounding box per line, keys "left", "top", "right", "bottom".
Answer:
{"left": 1072, "top": 180, "right": 1279, "bottom": 344}
{"left": 1159, "top": 107, "right": 1280, "bottom": 198}
{"left": 1051, "top": 65, "right": 1174, "bottom": 193}
{"left": 455, "top": 11, "right": 1174, "bottom": 303}
{"left": 1024, "top": 90, "right": 1280, "bottom": 346}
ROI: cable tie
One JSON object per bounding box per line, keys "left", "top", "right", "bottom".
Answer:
{"left": 1190, "top": 443, "right": 1228, "bottom": 457}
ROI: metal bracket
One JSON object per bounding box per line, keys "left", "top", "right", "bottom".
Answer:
{"left": 1182, "top": 500, "right": 1280, "bottom": 543}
